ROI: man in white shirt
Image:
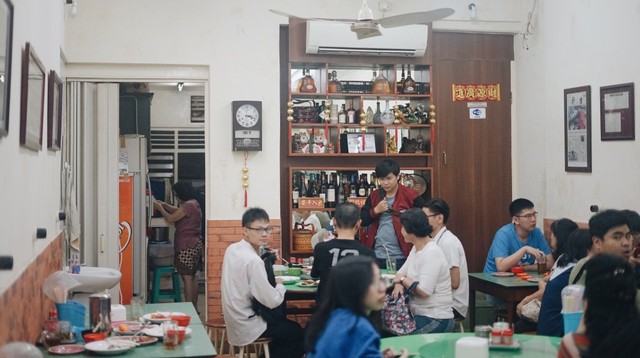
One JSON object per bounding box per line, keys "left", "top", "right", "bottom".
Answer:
{"left": 422, "top": 198, "right": 469, "bottom": 319}
{"left": 221, "top": 208, "right": 304, "bottom": 358}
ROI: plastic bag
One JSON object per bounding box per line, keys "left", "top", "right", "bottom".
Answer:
{"left": 42, "top": 271, "right": 81, "bottom": 304}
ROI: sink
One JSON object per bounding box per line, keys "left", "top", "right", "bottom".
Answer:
{"left": 68, "top": 267, "right": 122, "bottom": 293}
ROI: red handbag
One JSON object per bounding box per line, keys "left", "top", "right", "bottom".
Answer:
{"left": 381, "top": 281, "right": 419, "bottom": 335}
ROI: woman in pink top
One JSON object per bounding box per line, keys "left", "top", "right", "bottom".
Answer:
{"left": 154, "top": 181, "right": 203, "bottom": 309}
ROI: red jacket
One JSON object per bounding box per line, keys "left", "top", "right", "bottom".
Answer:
{"left": 360, "top": 184, "right": 421, "bottom": 257}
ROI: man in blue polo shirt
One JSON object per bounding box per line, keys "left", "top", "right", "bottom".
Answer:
{"left": 483, "top": 198, "right": 552, "bottom": 308}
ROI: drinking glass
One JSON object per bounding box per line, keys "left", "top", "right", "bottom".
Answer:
{"left": 162, "top": 320, "right": 179, "bottom": 350}
{"left": 537, "top": 256, "right": 547, "bottom": 275}
{"left": 386, "top": 258, "right": 397, "bottom": 274}
{"left": 130, "top": 296, "right": 145, "bottom": 321}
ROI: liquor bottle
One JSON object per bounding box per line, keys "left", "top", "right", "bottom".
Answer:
{"left": 369, "top": 173, "right": 378, "bottom": 192}
{"left": 337, "top": 174, "right": 346, "bottom": 203}
{"left": 342, "top": 175, "right": 350, "bottom": 202}
{"left": 308, "top": 176, "right": 318, "bottom": 197}
{"left": 381, "top": 100, "right": 394, "bottom": 125}
{"left": 365, "top": 106, "right": 374, "bottom": 124}
{"left": 338, "top": 104, "right": 346, "bottom": 124}
{"left": 327, "top": 173, "right": 336, "bottom": 208}
{"left": 328, "top": 70, "right": 344, "bottom": 93}
{"left": 292, "top": 172, "right": 300, "bottom": 208}
{"left": 397, "top": 65, "right": 405, "bottom": 93}
{"left": 402, "top": 65, "right": 416, "bottom": 94}
{"left": 373, "top": 101, "right": 382, "bottom": 124}
{"left": 300, "top": 173, "right": 308, "bottom": 198}
{"left": 347, "top": 101, "right": 356, "bottom": 124}
{"left": 349, "top": 174, "right": 358, "bottom": 198}
{"left": 319, "top": 172, "right": 328, "bottom": 205}
{"left": 300, "top": 68, "right": 318, "bottom": 94}
{"left": 318, "top": 100, "right": 327, "bottom": 122}
{"left": 358, "top": 174, "right": 368, "bottom": 197}
{"left": 372, "top": 69, "right": 392, "bottom": 94}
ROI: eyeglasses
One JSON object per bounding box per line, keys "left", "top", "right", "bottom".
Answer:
{"left": 516, "top": 211, "right": 538, "bottom": 219}
{"left": 425, "top": 213, "right": 440, "bottom": 218}
{"left": 245, "top": 226, "right": 274, "bottom": 234}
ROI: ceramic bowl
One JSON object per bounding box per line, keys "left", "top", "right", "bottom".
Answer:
{"left": 510, "top": 266, "right": 525, "bottom": 274}
{"left": 171, "top": 315, "right": 191, "bottom": 327}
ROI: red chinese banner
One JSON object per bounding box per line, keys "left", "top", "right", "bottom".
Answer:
{"left": 452, "top": 84, "right": 501, "bottom": 101}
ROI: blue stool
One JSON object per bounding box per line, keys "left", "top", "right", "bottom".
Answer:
{"left": 151, "top": 266, "right": 182, "bottom": 303}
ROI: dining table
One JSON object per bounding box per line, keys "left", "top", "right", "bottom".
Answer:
{"left": 39, "top": 302, "right": 216, "bottom": 357}
{"left": 468, "top": 272, "right": 541, "bottom": 329}
{"left": 381, "top": 332, "right": 561, "bottom": 358}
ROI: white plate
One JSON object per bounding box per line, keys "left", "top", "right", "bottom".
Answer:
{"left": 142, "top": 325, "right": 192, "bottom": 338}
{"left": 48, "top": 344, "right": 85, "bottom": 355}
{"left": 111, "top": 321, "right": 144, "bottom": 335}
{"left": 84, "top": 340, "right": 134, "bottom": 355}
{"left": 107, "top": 335, "right": 159, "bottom": 346}
{"left": 275, "top": 275, "right": 300, "bottom": 283}
{"left": 142, "top": 312, "right": 187, "bottom": 323}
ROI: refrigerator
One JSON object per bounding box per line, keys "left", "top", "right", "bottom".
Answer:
{"left": 119, "top": 135, "right": 150, "bottom": 304}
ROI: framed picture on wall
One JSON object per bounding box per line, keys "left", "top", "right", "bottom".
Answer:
{"left": 0, "top": 0, "right": 14, "bottom": 138}
{"left": 600, "top": 82, "right": 634, "bottom": 141}
{"left": 19, "top": 42, "right": 46, "bottom": 152}
{"left": 47, "top": 70, "right": 63, "bottom": 150}
{"left": 564, "top": 85, "right": 592, "bottom": 172}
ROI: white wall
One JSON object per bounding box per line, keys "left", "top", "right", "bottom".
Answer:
{"left": 147, "top": 84, "right": 205, "bottom": 128}
{"left": 513, "top": 0, "right": 640, "bottom": 222}
{"left": 0, "top": 0, "right": 65, "bottom": 293}
{"left": 64, "top": 0, "right": 530, "bottom": 222}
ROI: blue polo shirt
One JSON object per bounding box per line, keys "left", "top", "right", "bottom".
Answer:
{"left": 483, "top": 223, "right": 550, "bottom": 273}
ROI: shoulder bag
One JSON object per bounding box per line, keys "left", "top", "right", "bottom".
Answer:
{"left": 381, "top": 281, "right": 419, "bottom": 335}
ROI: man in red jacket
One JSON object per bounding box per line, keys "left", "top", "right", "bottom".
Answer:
{"left": 360, "top": 159, "right": 425, "bottom": 270}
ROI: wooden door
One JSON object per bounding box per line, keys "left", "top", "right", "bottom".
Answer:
{"left": 433, "top": 33, "right": 514, "bottom": 272}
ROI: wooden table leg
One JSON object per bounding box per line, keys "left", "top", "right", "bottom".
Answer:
{"left": 469, "top": 288, "right": 476, "bottom": 331}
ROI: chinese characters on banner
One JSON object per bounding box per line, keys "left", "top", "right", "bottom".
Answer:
{"left": 452, "top": 84, "right": 501, "bottom": 101}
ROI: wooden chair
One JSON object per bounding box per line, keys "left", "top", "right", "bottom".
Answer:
{"left": 229, "top": 337, "right": 271, "bottom": 358}
{"left": 204, "top": 320, "right": 228, "bottom": 354}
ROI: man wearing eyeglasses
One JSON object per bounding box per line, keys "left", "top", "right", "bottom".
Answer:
{"left": 484, "top": 198, "right": 552, "bottom": 274}
{"left": 221, "top": 208, "right": 304, "bottom": 358}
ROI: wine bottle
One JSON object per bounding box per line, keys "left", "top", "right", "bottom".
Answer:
{"left": 349, "top": 174, "right": 357, "bottom": 198}
{"left": 373, "top": 101, "right": 382, "bottom": 124}
{"left": 338, "top": 104, "right": 346, "bottom": 124}
{"left": 292, "top": 172, "right": 300, "bottom": 208}
{"left": 402, "top": 65, "right": 416, "bottom": 94}
{"left": 347, "top": 101, "right": 356, "bottom": 124}
{"left": 327, "top": 173, "right": 336, "bottom": 208}
{"left": 319, "top": 172, "right": 328, "bottom": 205}
{"left": 300, "top": 173, "right": 308, "bottom": 198}
{"left": 337, "top": 174, "right": 346, "bottom": 203}
{"left": 397, "top": 65, "right": 405, "bottom": 93}
{"left": 318, "top": 100, "right": 327, "bottom": 122}
{"left": 369, "top": 173, "right": 378, "bottom": 192}
{"left": 308, "top": 176, "right": 318, "bottom": 197}
{"left": 358, "top": 174, "right": 367, "bottom": 197}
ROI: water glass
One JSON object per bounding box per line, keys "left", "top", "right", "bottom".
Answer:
{"left": 386, "top": 258, "right": 397, "bottom": 274}
{"left": 162, "top": 320, "right": 179, "bottom": 350}
{"left": 130, "top": 296, "right": 145, "bottom": 321}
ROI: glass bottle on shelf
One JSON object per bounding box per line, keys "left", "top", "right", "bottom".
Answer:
{"left": 365, "top": 106, "right": 374, "bottom": 124}
{"left": 381, "top": 100, "right": 394, "bottom": 125}
{"left": 397, "top": 65, "right": 405, "bottom": 93}
{"left": 337, "top": 174, "right": 346, "bottom": 203}
{"left": 358, "top": 174, "right": 367, "bottom": 197}
{"left": 349, "top": 174, "right": 358, "bottom": 198}
{"left": 402, "top": 65, "right": 417, "bottom": 94}
{"left": 372, "top": 69, "right": 392, "bottom": 95}
{"left": 300, "top": 173, "right": 308, "bottom": 198}
{"left": 373, "top": 101, "right": 382, "bottom": 124}
{"left": 338, "top": 104, "right": 346, "bottom": 124}
{"left": 300, "top": 68, "right": 318, "bottom": 94}
{"left": 328, "top": 70, "right": 343, "bottom": 93}
{"left": 347, "top": 101, "right": 356, "bottom": 124}
{"left": 319, "top": 173, "right": 328, "bottom": 205}
{"left": 318, "top": 100, "right": 327, "bottom": 122}
{"left": 327, "top": 173, "right": 336, "bottom": 208}
{"left": 369, "top": 173, "right": 377, "bottom": 192}
{"left": 342, "top": 175, "right": 350, "bottom": 201}
{"left": 307, "top": 175, "right": 318, "bottom": 197}
{"left": 292, "top": 172, "right": 300, "bottom": 208}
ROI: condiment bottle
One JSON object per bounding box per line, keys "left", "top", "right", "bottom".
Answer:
{"left": 491, "top": 329, "right": 502, "bottom": 345}
{"left": 44, "top": 309, "right": 60, "bottom": 333}
{"left": 502, "top": 328, "right": 513, "bottom": 345}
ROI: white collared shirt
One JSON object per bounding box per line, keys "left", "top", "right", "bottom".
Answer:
{"left": 221, "top": 239, "right": 286, "bottom": 346}
{"left": 433, "top": 226, "right": 470, "bottom": 317}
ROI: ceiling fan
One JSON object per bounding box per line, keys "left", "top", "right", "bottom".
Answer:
{"left": 270, "top": 0, "right": 455, "bottom": 40}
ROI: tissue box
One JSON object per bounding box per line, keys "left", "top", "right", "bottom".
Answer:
{"left": 110, "top": 304, "right": 127, "bottom": 322}
{"left": 56, "top": 300, "right": 85, "bottom": 329}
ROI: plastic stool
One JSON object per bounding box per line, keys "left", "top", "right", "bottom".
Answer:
{"left": 151, "top": 266, "right": 182, "bottom": 303}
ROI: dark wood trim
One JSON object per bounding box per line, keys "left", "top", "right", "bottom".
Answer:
{"left": 279, "top": 25, "right": 291, "bottom": 259}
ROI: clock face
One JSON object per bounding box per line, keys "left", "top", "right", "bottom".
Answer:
{"left": 235, "top": 104, "right": 260, "bottom": 128}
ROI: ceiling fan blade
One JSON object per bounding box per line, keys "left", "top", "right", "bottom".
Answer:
{"left": 378, "top": 8, "right": 455, "bottom": 28}
{"left": 269, "top": 9, "right": 356, "bottom": 23}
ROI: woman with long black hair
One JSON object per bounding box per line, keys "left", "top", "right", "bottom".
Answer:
{"left": 559, "top": 253, "right": 640, "bottom": 357}
{"left": 305, "top": 256, "right": 408, "bottom": 358}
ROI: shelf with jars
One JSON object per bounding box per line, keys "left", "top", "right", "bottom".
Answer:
{"left": 289, "top": 167, "right": 433, "bottom": 254}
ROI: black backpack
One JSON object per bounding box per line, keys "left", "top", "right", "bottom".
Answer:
{"left": 250, "top": 251, "right": 287, "bottom": 324}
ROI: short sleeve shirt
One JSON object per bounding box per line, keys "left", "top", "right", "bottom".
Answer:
{"left": 483, "top": 223, "right": 550, "bottom": 273}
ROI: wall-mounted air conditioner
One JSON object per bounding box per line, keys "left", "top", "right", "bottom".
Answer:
{"left": 306, "top": 20, "right": 428, "bottom": 57}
